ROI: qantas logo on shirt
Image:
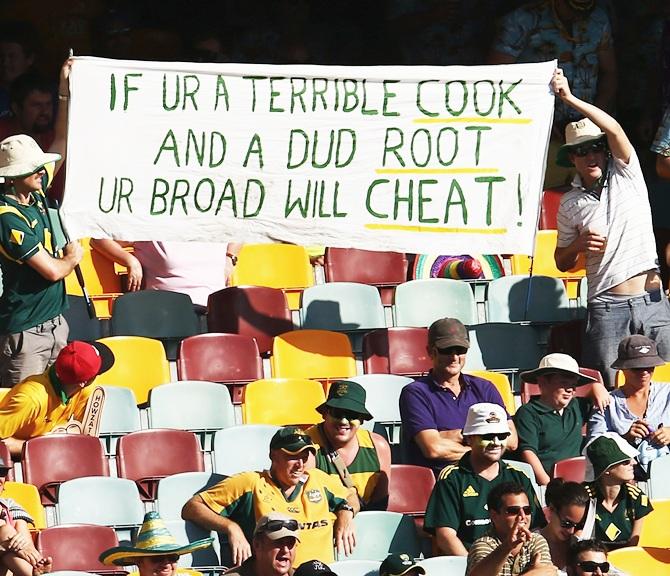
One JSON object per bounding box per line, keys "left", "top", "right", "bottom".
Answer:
{"left": 299, "top": 520, "right": 329, "bottom": 529}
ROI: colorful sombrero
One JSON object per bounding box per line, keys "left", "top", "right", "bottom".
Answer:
{"left": 99, "top": 512, "right": 214, "bottom": 566}
{"left": 412, "top": 254, "right": 505, "bottom": 280}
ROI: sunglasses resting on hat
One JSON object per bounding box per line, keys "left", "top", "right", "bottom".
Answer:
{"left": 258, "top": 519, "right": 299, "bottom": 534}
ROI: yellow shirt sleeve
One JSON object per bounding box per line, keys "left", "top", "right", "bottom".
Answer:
{"left": 198, "top": 472, "right": 257, "bottom": 515}
{"left": 0, "top": 386, "right": 43, "bottom": 439}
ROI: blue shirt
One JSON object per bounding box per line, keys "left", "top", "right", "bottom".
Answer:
{"left": 587, "top": 383, "right": 670, "bottom": 441}
{"left": 399, "top": 372, "right": 509, "bottom": 473}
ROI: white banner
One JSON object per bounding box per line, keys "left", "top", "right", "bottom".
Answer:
{"left": 63, "top": 57, "right": 556, "bottom": 255}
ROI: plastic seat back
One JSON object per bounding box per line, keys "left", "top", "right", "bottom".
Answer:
{"left": 270, "top": 330, "right": 356, "bottom": 380}
{"left": 466, "top": 323, "right": 545, "bottom": 374}
{"left": 639, "top": 499, "right": 670, "bottom": 548}
{"left": 156, "top": 472, "right": 226, "bottom": 521}
{"left": 362, "top": 327, "right": 430, "bottom": 376}
{"left": 503, "top": 460, "right": 543, "bottom": 504}
{"left": 206, "top": 286, "right": 293, "bottom": 355}
{"left": 57, "top": 477, "right": 145, "bottom": 529}
{"left": 95, "top": 336, "right": 171, "bottom": 404}
{"left": 1, "top": 481, "right": 46, "bottom": 529}
{"left": 486, "top": 275, "right": 571, "bottom": 323}
{"left": 22, "top": 434, "right": 109, "bottom": 505}
{"left": 608, "top": 546, "right": 670, "bottom": 575}
{"left": 551, "top": 456, "right": 586, "bottom": 482}
{"left": 177, "top": 333, "right": 264, "bottom": 404}
{"left": 230, "top": 244, "right": 314, "bottom": 310}
{"left": 324, "top": 248, "right": 408, "bottom": 306}
{"left": 63, "top": 295, "right": 105, "bottom": 342}
{"left": 466, "top": 371, "right": 515, "bottom": 415}
{"left": 242, "top": 378, "right": 326, "bottom": 426}
{"left": 418, "top": 556, "right": 467, "bottom": 576}
{"left": 163, "top": 520, "right": 220, "bottom": 568}
{"left": 387, "top": 464, "right": 435, "bottom": 516}
{"left": 538, "top": 187, "right": 569, "bottom": 230}
{"left": 213, "top": 425, "right": 280, "bottom": 476}
{"left": 340, "top": 511, "right": 421, "bottom": 561}
{"left": 300, "top": 282, "right": 386, "bottom": 331}
{"left": 394, "top": 278, "right": 478, "bottom": 327}
{"left": 328, "top": 561, "right": 381, "bottom": 576}
{"left": 648, "top": 455, "right": 670, "bottom": 499}
{"left": 36, "top": 524, "right": 124, "bottom": 573}
{"left": 98, "top": 386, "right": 142, "bottom": 456}
{"left": 116, "top": 429, "right": 205, "bottom": 501}
{"left": 110, "top": 290, "right": 199, "bottom": 360}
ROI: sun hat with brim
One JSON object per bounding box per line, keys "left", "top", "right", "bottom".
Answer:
{"left": 269, "top": 426, "right": 317, "bottom": 455}
{"left": 316, "top": 380, "right": 373, "bottom": 421}
{"left": 0, "top": 134, "right": 61, "bottom": 178}
{"left": 520, "top": 353, "right": 597, "bottom": 385}
{"left": 99, "top": 511, "right": 214, "bottom": 566}
{"left": 462, "top": 402, "right": 510, "bottom": 437}
{"left": 380, "top": 554, "right": 426, "bottom": 576}
{"left": 610, "top": 334, "right": 666, "bottom": 370}
{"left": 582, "top": 433, "right": 638, "bottom": 481}
{"left": 556, "top": 118, "right": 606, "bottom": 168}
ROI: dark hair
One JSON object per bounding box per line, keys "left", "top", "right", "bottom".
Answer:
{"left": 487, "top": 481, "right": 527, "bottom": 512}
{"left": 545, "top": 478, "right": 590, "bottom": 511}
{"left": 0, "top": 21, "right": 38, "bottom": 58}
{"left": 566, "top": 539, "right": 608, "bottom": 569}
{"left": 9, "top": 72, "right": 52, "bottom": 107}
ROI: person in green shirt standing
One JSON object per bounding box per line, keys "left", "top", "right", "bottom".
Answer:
{"left": 0, "top": 58, "right": 82, "bottom": 387}
{"left": 424, "top": 403, "right": 546, "bottom": 556}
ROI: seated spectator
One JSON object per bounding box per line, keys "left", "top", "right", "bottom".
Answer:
{"left": 466, "top": 481, "right": 555, "bottom": 576}
{"left": 182, "top": 427, "right": 358, "bottom": 567}
{"left": 0, "top": 340, "right": 114, "bottom": 457}
{"left": 0, "top": 455, "right": 48, "bottom": 576}
{"left": 582, "top": 434, "right": 652, "bottom": 549}
{"left": 588, "top": 335, "right": 670, "bottom": 449}
{"left": 399, "top": 318, "right": 518, "bottom": 475}
{"left": 306, "top": 380, "right": 391, "bottom": 511}
{"left": 515, "top": 354, "right": 606, "bottom": 485}
{"left": 89, "top": 239, "right": 241, "bottom": 310}
{"left": 565, "top": 539, "right": 626, "bottom": 576}
{"left": 540, "top": 479, "right": 590, "bottom": 574}
{"left": 0, "top": 23, "right": 38, "bottom": 118}
{"left": 379, "top": 553, "right": 426, "bottom": 576}
{"left": 99, "top": 511, "right": 214, "bottom": 574}
{"left": 424, "top": 403, "right": 545, "bottom": 556}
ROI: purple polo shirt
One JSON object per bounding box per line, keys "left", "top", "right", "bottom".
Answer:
{"left": 399, "top": 372, "right": 510, "bottom": 474}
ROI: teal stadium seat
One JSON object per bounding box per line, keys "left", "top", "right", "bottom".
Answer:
{"left": 648, "top": 454, "right": 670, "bottom": 499}
{"left": 213, "top": 425, "right": 280, "bottom": 476}
{"left": 329, "top": 561, "right": 381, "bottom": 576}
{"left": 163, "top": 520, "right": 220, "bottom": 568}
{"left": 418, "top": 556, "right": 467, "bottom": 576}
{"left": 394, "top": 279, "right": 478, "bottom": 327}
{"left": 485, "top": 275, "right": 571, "bottom": 323}
{"left": 98, "top": 386, "right": 142, "bottom": 456}
{"left": 156, "top": 472, "right": 226, "bottom": 521}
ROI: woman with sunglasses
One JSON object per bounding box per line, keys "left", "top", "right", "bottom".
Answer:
{"left": 582, "top": 434, "right": 652, "bottom": 550}
{"left": 588, "top": 335, "right": 670, "bottom": 455}
{"left": 540, "top": 479, "right": 590, "bottom": 574}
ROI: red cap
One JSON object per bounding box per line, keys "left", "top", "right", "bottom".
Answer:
{"left": 54, "top": 341, "right": 115, "bottom": 385}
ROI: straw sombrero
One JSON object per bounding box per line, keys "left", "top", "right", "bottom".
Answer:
{"left": 99, "top": 512, "right": 214, "bottom": 566}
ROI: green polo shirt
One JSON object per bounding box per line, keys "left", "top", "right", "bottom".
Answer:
{"left": 514, "top": 396, "right": 592, "bottom": 475}
{"left": 424, "top": 452, "right": 546, "bottom": 548}
{"left": 584, "top": 481, "right": 653, "bottom": 549}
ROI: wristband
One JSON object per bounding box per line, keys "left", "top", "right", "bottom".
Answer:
{"left": 226, "top": 252, "right": 238, "bottom": 266}
{"left": 58, "top": 94, "right": 70, "bottom": 101}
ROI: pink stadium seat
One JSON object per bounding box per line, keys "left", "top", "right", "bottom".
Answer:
{"left": 362, "top": 327, "right": 430, "bottom": 377}
{"left": 539, "top": 187, "right": 570, "bottom": 230}
{"left": 552, "top": 456, "right": 586, "bottom": 482}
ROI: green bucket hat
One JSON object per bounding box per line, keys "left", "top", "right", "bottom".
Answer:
{"left": 99, "top": 511, "right": 214, "bottom": 566}
{"left": 380, "top": 554, "right": 425, "bottom": 576}
{"left": 316, "top": 380, "right": 373, "bottom": 421}
{"left": 583, "top": 433, "right": 638, "bottom": 481}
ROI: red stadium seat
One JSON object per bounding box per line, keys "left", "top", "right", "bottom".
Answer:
{"left": 362, "top": 327, "right": 430, "bottom": 377}
{"left": 22, "top": 435, "right": 109, "bottom": 505}
{"left": 207, "top": 286, "right": 293, "bottom": 355}
{"left": 324, "top": 248, "right": 408, "bottom": 306}
{"left": 116, "top": 429, "right": 204, "bottom": 501}
{"left": 177, "top": 333, "right": 264, "bottom": 404}
{"left": 539, "top": 187, "right": 570, "bottom": 230}
{"left": 552, "top": 456, "right": 586, "bottom": 482}
{"left": 388, "top": 464, "right": 436, "bottom": 535}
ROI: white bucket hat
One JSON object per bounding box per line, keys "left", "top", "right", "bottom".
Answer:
{"left": 556, "top": 118, "right": 606, "bottom": 167}
{"left": 520, "top": 353, "right": 597, "bottom": 385}
{"left": 0, "top": 134, "right": 61, "bottom": 178}
{"left": 462, "top": 402, "right": 509, "bottom": 436}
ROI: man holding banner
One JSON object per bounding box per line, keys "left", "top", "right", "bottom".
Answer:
{"left": 553, "top": 68, "right": 670, "bottom": 388}
{"left": 0, "top": 59, "right": 83, "bottom": 387}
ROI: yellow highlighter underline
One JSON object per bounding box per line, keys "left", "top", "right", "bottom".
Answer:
{"left": 365, "top": 223, "right": 507, "bottom": 235}
{"left": 413, "top": 117, "right": 533, "bottom": 124}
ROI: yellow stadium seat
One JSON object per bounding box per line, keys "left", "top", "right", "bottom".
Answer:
{"left": 94, "top": 336, "right": 171, "bottom": 405}
{"left": 230, "top": 244, "right": 314, "bottom": 309}
{"left": 639, "top": 499, "right": 670, "bottom": 548}
{"left": 608, "top": 546, "right": 670, "bottom": 575}
{"left": 1, "top": 481, "right": 47, "bottom": 530}
{"left": 510, "top": 230, "right": 585, "bottom": 299}
{"left": 270, "top": 330, "right": 357, "bottom": 382}
{"left": 242, "top": 378, "right": 326, "bottom": 426}
{"left": 65, "top": 238, "right": 125, "bottom": 318}
{"left": 616, "top": 361, "right": 670, "bottom": 387}
{"left": 466, "top": 371, "right": 516, "bottom": 415}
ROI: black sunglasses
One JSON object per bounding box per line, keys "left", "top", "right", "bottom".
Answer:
{"left": 258, "top": 519, "right": 299, "bottom": 534}
{"left": 504, "top": 505, "right": 531, "bottom": 516}
{"left": 480, "top": 433, "right": 511, "bottom": 441}
{"left": 148, "top": 555, "right": 180, "bottom": 563}
{"left": 435, "top": 346, "right": 468, "bottom": 356}
{"left": 328, "top": 408, "right": 364, "bottom": 422}
{"left": 577, "top": 561, "right": 609, "bottom": 573}
{"left": 572, "top": 141, "right": 606, "bottom": 157}
{"left": 559, "top": 518, "right": 585, "bottom": 530}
